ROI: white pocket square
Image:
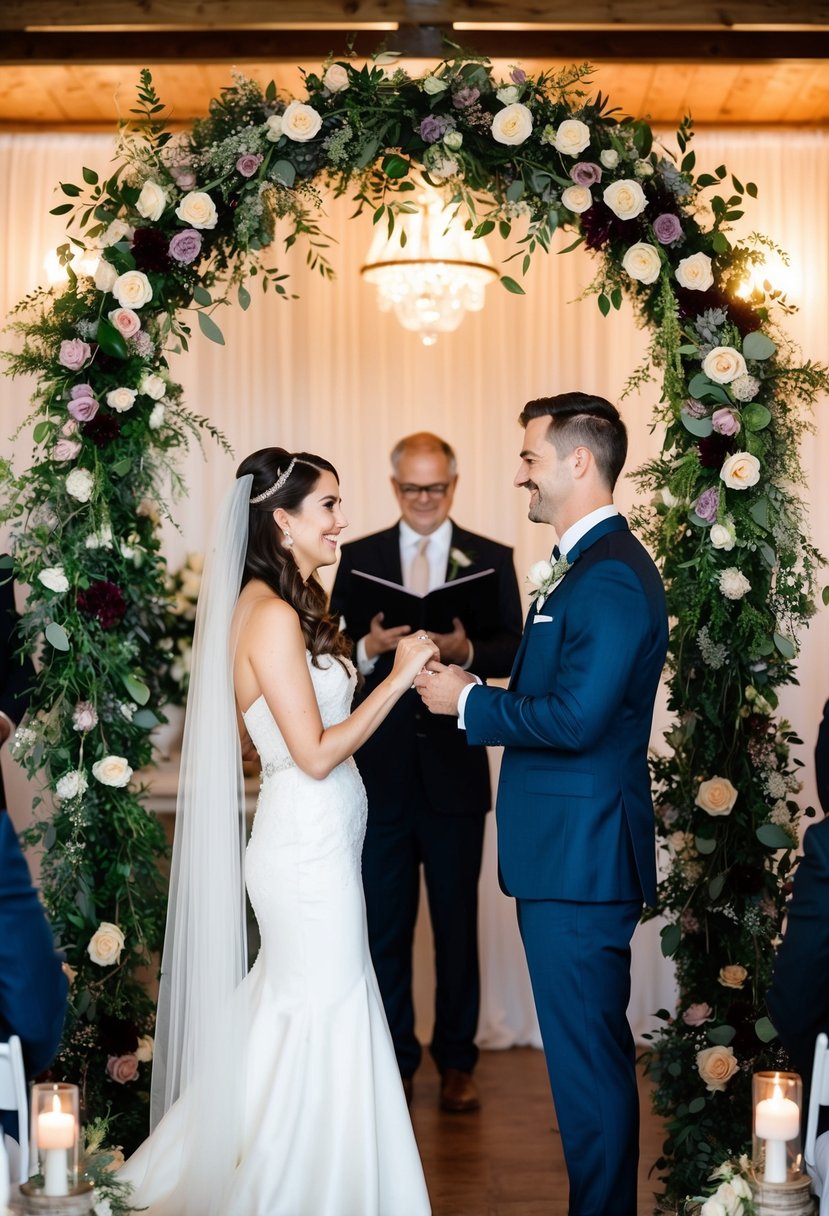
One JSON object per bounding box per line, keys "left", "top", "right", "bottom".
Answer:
{"left": 533, "top": 614, "right": 554, "bottom": 624}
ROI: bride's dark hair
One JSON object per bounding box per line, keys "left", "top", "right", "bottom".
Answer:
{"left": 237, "top": 447, "right": 351, "bottom": 666}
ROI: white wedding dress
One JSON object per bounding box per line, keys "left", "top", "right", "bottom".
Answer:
{"left": 121, "top": 654, "right": 431, "bottom": 1216}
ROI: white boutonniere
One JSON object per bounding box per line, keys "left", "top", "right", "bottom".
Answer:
{"left": 526, "top": 555, "right": 572, "bottom": 608}
{"left": 447, "top": 546, "right": 474, "bottom": 581}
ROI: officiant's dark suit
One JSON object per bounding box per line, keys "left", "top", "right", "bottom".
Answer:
{"left": 330, "top": 434, "right": 521, "bottom": 1108}
{"left": 416, "top": 396, "right": 668, "bottom": 1214}
{"left": 0, "top": 564, "right": 68, "bottom": 1140}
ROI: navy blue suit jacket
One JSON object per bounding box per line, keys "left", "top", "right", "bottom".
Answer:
{"left": 331, "top": 522, "right": 522, "bottom": 817}
{"left": 464, "top": 516, "right": 668, "bottom": 905}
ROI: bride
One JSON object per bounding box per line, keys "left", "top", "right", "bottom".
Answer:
{"left": 120, "top": 447, "right": 435, "bottom": 1215}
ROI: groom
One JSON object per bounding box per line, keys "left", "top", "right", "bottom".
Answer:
{"left": 415, "top": 393, "right": 668, "bottom": 1215}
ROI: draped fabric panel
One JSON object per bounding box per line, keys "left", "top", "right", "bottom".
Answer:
{"left": 1, "top": 126, "right": 827, "bottom": 1046}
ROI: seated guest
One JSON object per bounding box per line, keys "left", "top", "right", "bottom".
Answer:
{"left": 0, "top": 564, "right": 68, "bottom": 1143}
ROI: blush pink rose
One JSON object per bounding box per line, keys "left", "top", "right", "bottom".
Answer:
{"left": 106, "top": 1053, "right": 139, "bottom": 1084}
{"left": 67, "top": 390, "right": 99, "bottom": 422}
{"left": 108, "top": 307, "right": 141, "bottom": 338}
{"left": 59, "top": 338, "right": 91, "bottom": 370}
{"left": 683, "top": 1002, "right": 714, "bottom": 1026}
{"left": 236, "top": 152, "right": 263, "bottom": 178}
{"left": 712, "top": 407, "right": 741, "bottom": 436}
{"left": 54, "top": 438, "right": 82, "bottom": 461}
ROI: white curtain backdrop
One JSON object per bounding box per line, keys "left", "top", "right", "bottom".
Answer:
{"left": 1, "top": 125, "right": 827, "bottom": 1048}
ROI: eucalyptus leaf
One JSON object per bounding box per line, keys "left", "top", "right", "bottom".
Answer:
{"left": 506, "top": 180, "right": 525, "bottom": 203}
{"left": 749, "top": 497, "right": 771, "bottom": 529}
{"left": 694, "top": 835, "right": 717, "bottom": 855}
{"left": 192, "top": 284, "right": 212, "bottom": 307}
{"left": 660, "top": 922, "right": 681, "bottom": 958}
{"left": 688, "top": 1096, "right": 706, "bottom": 1114}
{"left": 742, "top": 330, "right": 777, "bottom": 360}
{"left": 773, "top": 631, "right": 797, "bottom": 660}
{"left": 708, "top": 873, "right": 725, "bottom": 900}
{"left": 680, "top": 410, "right": 713, "bottom": 437}
{"left": 271, "top": 159, "right": 297, "bottom": 186}
{"left": 755, "top": 1016, "right": 778, "bottom": 1043}
{"left": 759, "top": 543, "right": 777, "bottom": 568}
{"left": 707, "top": 1024, "right": 736, "bottom": 1046}
{"left": 757, "top": 822, "right": 795, "bottom": 849}
{"left": 238, "top": 283, "right": 251, "bottom": 311}
{"left": 45, "top": 622, "right": 70, "bottom": 651}
{"left": 198, "top": 311, "right": 226, "bottom": 346}
{"left": 132, "top": 708, "right": 161, "bottom": 730}
{"left": 687, "top": 373, "right": 730, "bottom": 403}
{"left": 742, "top": 402, "right": 771, "bottom": 431}
{"left": 122, "top": 674, "right": 150, "bottom": 706}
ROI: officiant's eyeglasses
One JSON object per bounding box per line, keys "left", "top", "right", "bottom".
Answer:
{"left": 394, "top": 482, "right": 452, "bottom": 499}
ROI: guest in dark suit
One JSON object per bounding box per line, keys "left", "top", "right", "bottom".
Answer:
{"left": 330, "top": 433, "right": 522, "bottom": 1111}
{"left": 416, "top": 395, "right": 669, "bottom": 1215}
{"left": 0, "top": 563, "right": 67, "bottom": 1139}
{"left": 767, "top": 700, "right": 829, "bottom": 1128}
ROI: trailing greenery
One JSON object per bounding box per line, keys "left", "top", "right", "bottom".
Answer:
{"left": 2, "top": 53, "right": 826, "bottom": 1206}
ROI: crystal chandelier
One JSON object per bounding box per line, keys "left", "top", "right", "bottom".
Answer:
{"left": 361, "top": 183, "right": 498, "bottom": 346}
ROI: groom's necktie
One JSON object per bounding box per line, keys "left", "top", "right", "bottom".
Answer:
{"left": 408, "top": 537, "right": 431, "bottom": 595}
{"left": 552, "top": 545, "right": 561, "bottom": 560}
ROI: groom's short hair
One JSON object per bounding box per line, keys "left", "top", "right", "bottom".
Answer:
{"left": 519, "top": 393, "right": 628, "bottom": 490}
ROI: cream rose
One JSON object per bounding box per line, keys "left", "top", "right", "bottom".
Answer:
{"left": 112, "top": 270, "right": 153, "bottom": 310}
{"left": 175, "top": 191, "right": 219, "bottom": 230}
{"left": 323, "top": 63, "right": 350, "bottom": 93}
{"left": 553, "top": 118, "right": 591, "bottom": 157}
{"left": 66, "top": 467, "right": 94, "bottom": 502}
{"left": 720, "top": 451, "right": 761, "bottom": 490}
{"left": 703, "top": 345, "right": 747, "bottom": 384}
{"left": 491, "top": 102, "right": 533, "bottom": 147}
{"left": 94, "top": 259, "right": 118, "bottom": 292}
{"left": 87, "top": 921, "right": 125, "bottom": 967}
{"left": 422, "top": 75, "right": 448, "bottom": 96}
{"left": 100, "top": 218, "right": 132, "bottom": 247}
{"left": 527, "top": 559, "right": 554, "bottom": 589}
{"left": 700, "top": 1199, "right": 728, "bottom": 1216}
{"left": 683, "top": 1002, "right": 714, "bottom": 1027}
{"left": 136, "top": 180, "right": 168, "bottom": 221}
{"left": 622, "top": 242, "right": 661, "bottom": 284}
{"left": 106, "top": 387, "right": 137, "bottom": 413}
{"left": 675, "top": 251, "right": 715, "bottom": 292}
{"left": 602, "top": 178, "right": 647, "bottom": 220}
{"left": 560, "top": 185, "right": 593, "bottom": 214}
{"left": 719, "top": 963, "right": 748, "bottom": 989}
{"left": 696, "top": 776, "right": 738, "bottom": 816}
{"left": 148, "top": 402, "right": 166, "bottom": 430}
{"left": 697, "top": 1044, "right": 739, "bottom": 1093}
{"left": 139, "top": 372, "right": 166, "bottom": 400}
{"left": 55, "top": 770, "right": 88, "bottom": 801}
{"left": 264, "top": 114, "right": 283, "bottom": 142}
{"left": 135, "top": 1034, "right": 154, "bottom": 1063}
{"left": 709, "top": 522, "right": 736, "bottom": 551}
{"left": 719, "top": 568, "right": 751, "bottom": 600}
{"left": 38, "top": 565, "right": 69, "bottom": 593}
{"left": 599, "top": 148, "right": 619, "bottom": 169}
{"left": 92, "top": 755, "right": 133, "bottom": 788}
{"left": 281, "top": 100, "right": 323, "bottom": 142}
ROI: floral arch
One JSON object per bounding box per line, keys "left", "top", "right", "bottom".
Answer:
{"left": 2, "top": 53, "right": 827, "bottom": 1208}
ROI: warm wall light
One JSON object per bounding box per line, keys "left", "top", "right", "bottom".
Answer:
{"left": 44, "top": 247, "right": 100, "bottom": 286}
{"left": 736, "top": 250, "right": 798, "bottom": 303}
{"left": 361, "top": 182, "right": 498, "bottom": 346}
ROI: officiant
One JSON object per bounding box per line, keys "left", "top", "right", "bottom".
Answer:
{"left": 331, "top": 432, "right": 522, "bottom": 1112}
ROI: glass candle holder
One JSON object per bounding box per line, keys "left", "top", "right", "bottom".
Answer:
{"left": 29, "top": 1082, "right": 80, "bottom": 1197}
{"left": 752, "top": 1070, "right": 803, "bottom": 1184}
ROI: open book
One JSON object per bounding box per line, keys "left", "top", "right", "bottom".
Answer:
{"left": 347, "top": 568, "right": 497, "bottom": 636}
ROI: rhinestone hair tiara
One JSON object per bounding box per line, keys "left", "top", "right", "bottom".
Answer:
{"left": 249, "top": 457, "right": 298, "bottom": 505}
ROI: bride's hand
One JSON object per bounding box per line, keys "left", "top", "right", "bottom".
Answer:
{"left": 390, "top": 632, "right": 440, "bottom": 688}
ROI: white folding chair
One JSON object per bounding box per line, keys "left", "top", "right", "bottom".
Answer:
{"left": 0, "top": 1035, "right": 29, "bottom": 1183}
{"left": 805, "top": 1032, "right": 829, "bottom": 1201}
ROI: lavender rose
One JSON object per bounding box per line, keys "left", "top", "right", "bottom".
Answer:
{"left": 68, "top": 386, "right": 99, "bottom": 422}
{"left": 420, "top": 115, "right": 448, "bottom": 145}
{"left": 712, "top": 408, "right": 741, "bottom": 437}
{"left": 653, "top": 213, "right": 683, "bottom": 244}
{"left": 452, "top": 87, "right": 480, "bottom": 109}
{"left": 693, "top": 486, "right": 720, "bottom": 522}
{"left": 169, "top": 229, "right": 203, "bottom": 264}
{"left": 569, "top": 161, "right": 602, "bottom": 187}
{"left": 59, "top": 339, "right": 91, "bottom": 371}
{"left": 236, "top": 152, "right": 263, "bottom": 178}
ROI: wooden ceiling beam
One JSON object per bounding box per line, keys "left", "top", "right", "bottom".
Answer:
{"left": 3, "top": 0, "right": 827, "bottom": 29}
{"left": 3, "top": 27, "right": 829, "bottom": 65}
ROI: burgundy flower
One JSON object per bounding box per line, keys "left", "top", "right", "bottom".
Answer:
{"left": 98, "top": 1013, "right": 139, "bottom": 1055}
{"left": 579, "top": 199, "right": 645, "bottom": 252}
{"left": 674, "top": 284, "right": 761, "bottom": 337}
{"left": 77, "top": 580, "right": 126, "bottom": 630}
{"left": 697, "top": 433, "right": 734, "bottom": 469}
{"left": 83, "top": 414, "right": 121, "bottom": 449}
{"left": 131, "top": 226, "right": 171, "bottom": 274}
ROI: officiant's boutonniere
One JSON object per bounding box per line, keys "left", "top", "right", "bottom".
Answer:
{"left": 447, "top": 546, "right": 474, "bottom": 581}
{"left": 526, "top": 555, "right": 572, "bottom": 607}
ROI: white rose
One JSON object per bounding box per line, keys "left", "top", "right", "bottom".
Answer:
{"left": 281, "top": 100, "right": 323, "bottom": 142}
{"left": 720, "top": 451, "right": 761, "bottom": 490}
{"left": 106, "top": 387, "right": 137, "bottom": 413}
{"left": 634, "top": 158, "right": 654, "bottom": 178}
{"left": 696, "top": 1044, "right": 739, "bottom": 1093}
{"left": 561, "top": 185, "right": 593, "bottom": 214}
{"left": 703, "top": 345, "right": 748, "bottom": 384}
{"left": 622, "top": 242, "right": 661, "bottom": 284}
{"left": 139, "top": 372, "right": 166, "bottom": 400}
{"left": 87, "top": 921, "right": 126, "bottom": 967}
{"left": 135, "top": 180, "right": 168, "bottom": 222}
{"left": 719, "top": 567, "right": 751, "bottom": 601}
{"left": 85, "top": 525, "right": 113, "bottom": 550}
{"left": 715, "top": 1182, "right": 745, "bottom": 1216}
{"left": 135, "top": 1034, "right": 154, "bottom": 1063}
{"left": 675, "top": 251, "right": 715, "bottom": 292}
{"left": 264, "top": 114, "right": 283, "bottom": 142}
{"left": 602, "top": 179, "right": 647, "bottom": 220}
{"left": 112, "top": 270, "right": 153, "bottom": 310}
{"left": 92, "top": 754, "right": 133, "bottom": 788}
{"left": 491, "top": 102, "right": 533, "bottom": 147}
{"left": 553, "top": 118, "right": 591, "bottom": 157}
{"left": 695, "top": 776, "right": 738, "bottom": 816}
{"left": 55, "top": 770, "right": 88, "bottom": 801}
{"left": 148, "top": 402, "right": 166, "bottom": 430}
{"left": 527, "top": 559, "right": 553, "bottom": 588}
{"left": 709, "top": 522, "right": 735, "bottom": 551}
{"left": 323, "top": 63, "right": 350, "bottom": 93}
{"left": 66, "top": 467, "right": 94, "bottom": 502}
{"left": 700, "top": 1200, "right": 728, "bottom": 1216}
{"left": 422, "top": 75, "right": 448, "bottom": 96}
{"left": 38, "top": 565, "right": 69, "bottom": 593}
{"left": 496, "top": 85, "right": 520, "bottom": 105}
{"left": 94, "top": 259, "right": 118, "bottom": 292}
{"left": 175, "top": 191, "right": 218, "bottom": 230}
{"left": 100, "top": 218, "right": 132, "bottom": 247}
{"left": 426, "top": 152, "right": 460, "bottom": 181}
{"left": 599, "top": 148, "right": 619, "bottom": 168}
{"left": 94, "top": 1197, "right": 114, "bottom": 1216}
{"left": 444, "top": 130, "right": 463, "bottom": 152}
{"left": 660, "top": 487, "right": 679, "bottom": 508}
{"left": 731, "top": 1177, "right": 752, "bottom": 1200}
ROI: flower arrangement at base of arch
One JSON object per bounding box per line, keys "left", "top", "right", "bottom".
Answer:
{"left": 2, "top": 54, "right": 827, "bottom": 1203}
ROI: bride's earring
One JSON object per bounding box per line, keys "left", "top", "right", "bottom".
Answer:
{"left": 283, "top": 531, "right": 294, "bottom": 548}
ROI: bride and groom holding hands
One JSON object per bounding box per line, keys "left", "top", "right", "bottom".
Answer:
{"left": 121, "top": 391, "right": 668, "bottom": 1216}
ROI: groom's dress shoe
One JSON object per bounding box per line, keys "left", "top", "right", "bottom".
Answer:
{"left": 439, "top": 1069, "right": 480, "bottom": 1113}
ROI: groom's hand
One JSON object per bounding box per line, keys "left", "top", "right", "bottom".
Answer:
{"left": 414, "top": 661, "right": 475, "bottom": 716}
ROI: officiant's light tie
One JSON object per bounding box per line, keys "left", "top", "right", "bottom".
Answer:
{"left": 408, "top": 538, "right": 431, "bottom": 596}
